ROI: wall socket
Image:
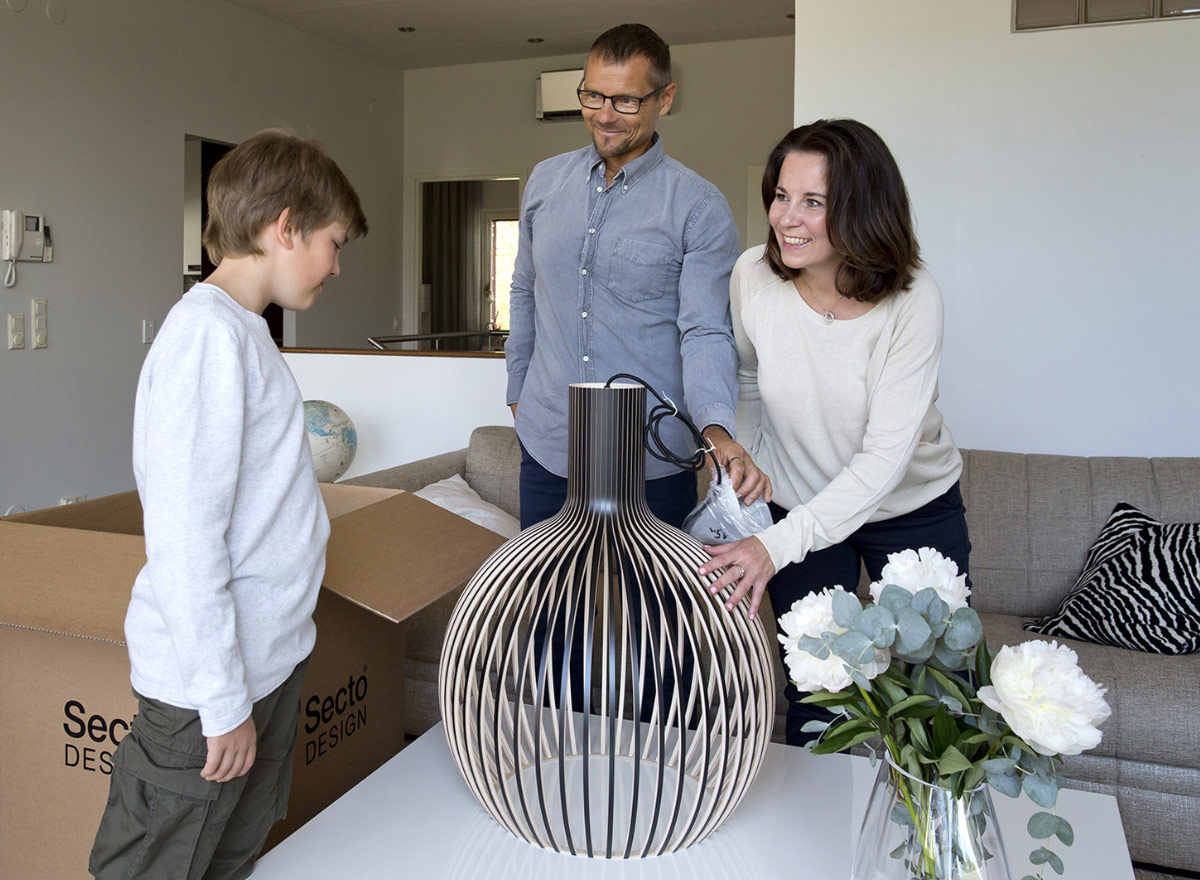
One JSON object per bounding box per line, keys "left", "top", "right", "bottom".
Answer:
{"left": 142, "top": 319, "right": 156, "bottom": 344}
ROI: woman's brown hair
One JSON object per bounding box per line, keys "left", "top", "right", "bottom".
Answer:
{"left": 761, "top": 119, "right": 920, "bottom": 302}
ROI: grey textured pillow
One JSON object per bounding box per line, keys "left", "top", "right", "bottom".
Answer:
{"left": 1025, "top": 503, "right": 1200, "bottom": 655}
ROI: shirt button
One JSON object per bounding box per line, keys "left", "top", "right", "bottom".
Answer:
{"left": 622, "top": 185, "right": 628, "bottom": 192}
{"left": 581, "top": 311, "right": 588, "bottom": 318}
{"left": 588, "top": 228, "right": 595, "bottom": 235}
{"left": 582, "top": 356, "right": 589, "bottom": 362}
{"left": 596, "top": 186, "right": 603, "bottom": 192}
{"left": 581, "top": 268, "right": 588, "bottom": 276}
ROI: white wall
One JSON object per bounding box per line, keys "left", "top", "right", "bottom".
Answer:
{"left": 0, "top": 0, "right": 405, "bottom": 512}
{"left": 401, "top": 36, "right": 796, "bottom": 333}
{"left": 283, "top": 353, "right": 510, "bottom": 480}
{"left": 794, "top": 1, "right": 1200, "bottom": 456}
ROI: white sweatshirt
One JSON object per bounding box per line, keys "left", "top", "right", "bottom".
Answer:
{"left": 126, "top": 283, "right": 329, "bottom": 737}
{"left": 731, "top": 247, "right": 962, "bottom": 572}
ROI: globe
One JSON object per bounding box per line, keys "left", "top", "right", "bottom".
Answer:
{"left": 303, "top": 400, "right": 358, "bottom": 483}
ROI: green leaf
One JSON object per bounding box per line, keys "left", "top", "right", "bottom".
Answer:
{"left": 975, "top": 639, "right": 993, "bottom": 686}
{"left": 944, "top": 607, "right": 983, "bottom": 650}
{"left": 936, "top": 744, "right": 973, "bottom": 776}
{"left": 927, "top": 667, "right": 973, "bottom": 710}
{"left": 1027, "top": 811, "right": 1059, "bottom": 839}
{"left": 832, "top": 588, "right": 863, "bottom": 628}
{"left": 886, "top": 694, "right": 937, "bottom": 716}
{"left": 799, "top": 690, "right": 859, "bottom": 706}
{"left": 812, "top": 723, "right": 878, "bottom": 754}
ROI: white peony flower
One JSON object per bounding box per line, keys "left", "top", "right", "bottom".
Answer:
{"left": 777, "top": 587, "right": 890, "bottom": 693}
{"left": 869, "top": 546, "right": 971, "bottom": 612}
{"left": 977, "top": 640, "right": 1111, "bottom": 757}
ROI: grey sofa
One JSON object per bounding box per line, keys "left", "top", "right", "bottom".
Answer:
{"left": 345, "top": 425, "right": 1200, "bottom": 875}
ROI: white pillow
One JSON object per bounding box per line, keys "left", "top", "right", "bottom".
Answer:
{"left": 413, "top": 473, "right": 520, "bottom": 539}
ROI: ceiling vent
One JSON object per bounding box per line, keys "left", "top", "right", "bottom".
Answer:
{"left": 535, "top": 68, "right": 583, "bottom": 120}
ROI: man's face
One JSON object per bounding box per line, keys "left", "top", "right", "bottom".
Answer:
{"left": 580, "top": 52, "right": 675, "bottom": 172}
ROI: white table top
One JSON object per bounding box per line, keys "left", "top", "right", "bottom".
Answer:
{"left": 255, "top": 723, "right": 1132, "bottom": 879}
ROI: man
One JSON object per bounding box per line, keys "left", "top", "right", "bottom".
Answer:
{"left": 506, "top": 23, "right": 765, "bottom": 531}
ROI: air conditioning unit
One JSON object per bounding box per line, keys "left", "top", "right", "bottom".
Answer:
{"left": 535, "top": 68, "right": 584, "bottom": 120}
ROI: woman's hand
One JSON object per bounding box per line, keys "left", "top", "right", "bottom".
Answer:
{"left": 701, "top": 426, "right": 772, "bottom": 505}
{"left": 698, "top": 535, "right": 776, "bottom": 619}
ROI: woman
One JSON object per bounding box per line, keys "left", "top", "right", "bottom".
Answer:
{"left": 700, "top": 119, "right": 970, "bottom": 746}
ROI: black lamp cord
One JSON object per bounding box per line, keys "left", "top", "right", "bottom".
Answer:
{"left": 604, "top": 373, "right": 721, "bottom": 484}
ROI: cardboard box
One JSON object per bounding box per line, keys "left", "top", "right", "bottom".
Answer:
{"left": 0, "top": 484, "right": 504, "bottom": 879}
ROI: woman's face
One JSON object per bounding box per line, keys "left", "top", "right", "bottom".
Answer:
{"left": 768, "top": 150, "right": 840, "bottom": 279}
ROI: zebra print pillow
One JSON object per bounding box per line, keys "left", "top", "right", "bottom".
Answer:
{"left": 1025, "top": 503, "right": 1200, "bottom": 655}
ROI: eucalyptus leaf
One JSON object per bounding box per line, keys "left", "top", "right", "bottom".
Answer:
{"left": 1027, "top": 811, "right": 1060, "bottom": 839}
{"left": 944, "top": 607, "right": 983, "bottom": 650}
{"left": 911, "top": 588, "right": 950, "bottom": 634}
{"left": 800, "top": 720, "right": 830, "bottom": 733}
{"left": 987, "top": 770, "right": 1022, "bottom": 798}
{"left": 1030, "top": 847, "right": 1065, "bottom": 875}
{"left": 981, "top": 756, "right": 1017, "bottom": 774}
{"left": 796, "top": 634, "right": 830, "bottom": 660}
{"left": 932, "top": 641, "right": 968, "bottom": 671}
{"left": 855, "top": 604, "right": 896, "bottom": 647}
{"left": 1054, "top": 816, "right": 1075, "bottom": 846}
{"left": 850, "top": 668, "right": 872, "bottom": 692}
{"left": 937, "top": 694, "right": 964, "bottom": 714}
{"left": 833, "top": 630, "right": 877, "bottom": 666}
{"left": 894, "top": 607, "right": 933, "bottom": 654}
{"left": 832, "top": 588, "right": 863, "bottom": 628}
{"left": 877, "top": 584, "right": 913, "bottom": 614}
{"left": 1023, "top": 772, "right": 1059, "bottom": 809}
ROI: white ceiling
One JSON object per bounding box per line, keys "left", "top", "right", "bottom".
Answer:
{"left": 225, "top": 0, "right": 795, "bottom": 70}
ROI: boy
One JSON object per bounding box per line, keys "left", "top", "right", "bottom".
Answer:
{"left": 90, "top": 129, "right": 367, "bottom": 880}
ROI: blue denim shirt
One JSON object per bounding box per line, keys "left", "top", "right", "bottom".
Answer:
{"left": 506, "top": 136, "right": 740, "bottom": 480}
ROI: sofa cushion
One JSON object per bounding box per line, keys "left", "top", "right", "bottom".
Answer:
{"left": 464, "top": 426, "right": 522, "bottom": 518}
{"left": 413, "top": 473, "right": 520, "bottom": 539}
{"left": 1025, "top": 503, "right": 1200, "bottom": 654}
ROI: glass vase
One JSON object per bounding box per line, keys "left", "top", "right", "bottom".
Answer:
{"left": 852, "top": 755, "right": 1012, "bottom": 880}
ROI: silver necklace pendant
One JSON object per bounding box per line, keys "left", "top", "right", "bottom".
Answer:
{"left": 821, "top": 310, "right": 835, "bottom": 325}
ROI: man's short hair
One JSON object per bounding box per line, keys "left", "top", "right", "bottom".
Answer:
{"left": 202, "top": 128, "right": 368, "bottom": 264}
{"left": 589, "top": 23, "right": 672, "bottom": 89}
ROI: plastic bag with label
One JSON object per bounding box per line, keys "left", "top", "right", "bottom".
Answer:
{"left": 683, "top": 464, "right": 773, "bottom": 544}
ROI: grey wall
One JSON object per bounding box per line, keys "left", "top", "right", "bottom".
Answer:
{"left": 0, "top": 0, "right": 405, "bottom": 513}
{"left": 400, "top": 36, "right": 796, "bottom": 332}
{"left": 794, "top": 1, "right": 1200, "bottom": 457}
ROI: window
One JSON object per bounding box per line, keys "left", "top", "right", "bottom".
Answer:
{"left": 1015, "top": 0, "right": 1198, "bottom": 30}
{"left": 489, "top": 219, "right": 519, "bottom": 331}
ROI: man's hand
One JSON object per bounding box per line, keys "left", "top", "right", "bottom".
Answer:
{"left": 700, "top": 425, "right": 772, "bottom": 505}
{"left": 509, "top": 403, "right": 517, "bottom": 418}
{"left": 201, "top": 716, "right": 256, "bottom": 783}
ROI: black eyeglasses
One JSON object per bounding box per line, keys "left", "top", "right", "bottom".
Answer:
{"left": 576, "top": 84, "right": 667, "bottom": 115}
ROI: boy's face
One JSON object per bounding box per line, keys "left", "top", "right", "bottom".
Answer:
{"left": 276, "top": 221, "right": 348, "bottom": 312}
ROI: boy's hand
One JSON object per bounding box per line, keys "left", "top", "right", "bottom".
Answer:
{"left": 201, "top": 716, "right": 257, "bottom": 783}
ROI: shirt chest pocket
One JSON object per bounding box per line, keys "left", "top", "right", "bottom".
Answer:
{"left": 605, "top": 237, "right": 679, "bottom": 304}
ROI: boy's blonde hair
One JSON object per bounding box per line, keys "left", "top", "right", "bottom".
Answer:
{"left": 202, "top": 128, "right": 368, "bottom": 263}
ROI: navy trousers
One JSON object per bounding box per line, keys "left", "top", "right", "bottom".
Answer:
{"left": 519, "top": 444, "right": 697, "bottom": 722}
{"left": 767, "top": 482, "right": 972, "bottom": 746}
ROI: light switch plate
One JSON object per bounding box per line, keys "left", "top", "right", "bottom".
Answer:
{"left": 7, "top": 314, "right": 24, "bottom": 350}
